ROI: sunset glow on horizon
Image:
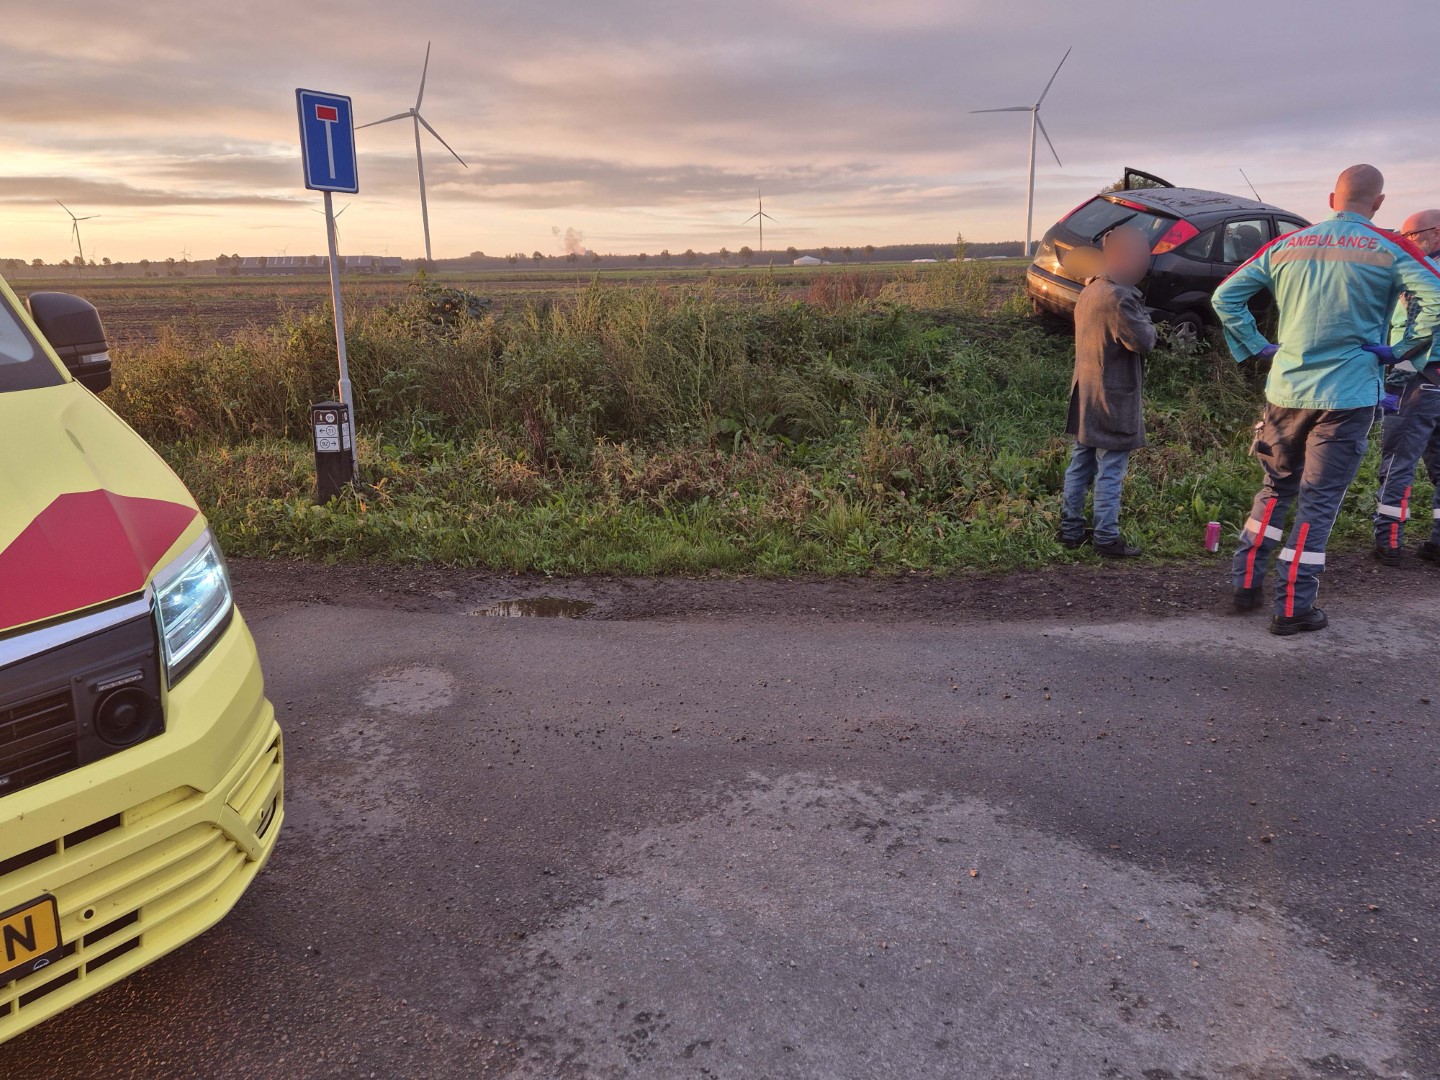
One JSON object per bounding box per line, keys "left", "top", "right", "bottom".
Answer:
{"left": 3, "top": 0, "right": 1437, "bottom": 263}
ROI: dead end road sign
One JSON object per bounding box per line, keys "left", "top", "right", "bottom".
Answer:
{"left": 296, "top": 89, "right": 359, "bottom": 193}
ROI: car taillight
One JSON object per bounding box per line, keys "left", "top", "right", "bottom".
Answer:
{"left": 1151, "top": 220, "right": 1199, "bottom": 254}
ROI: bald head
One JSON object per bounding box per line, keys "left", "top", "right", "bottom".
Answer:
{"left": 1102, "top": 224, "right": 1150, "bottom": 287}
{"left": 1330, "top": 164, "right": 1386, "bottom": 218}
{"left": 1401, "top": 209, "right": 1440, "bottom": 256}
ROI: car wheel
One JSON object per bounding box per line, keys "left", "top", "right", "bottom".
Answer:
{"left": 1165, "top": 310, "right": 1204, "bottom": 346}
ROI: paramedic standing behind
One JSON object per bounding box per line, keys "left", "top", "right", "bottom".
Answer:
{"left": 1373, "top": 209, "right": 1440, "bottom": 566}
{"left": 1212, "top": 164, "right": 1440, "bottom": 636}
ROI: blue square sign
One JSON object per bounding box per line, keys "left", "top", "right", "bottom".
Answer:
{"left": 296, "top": 89, "right": 359, "bottom": 193}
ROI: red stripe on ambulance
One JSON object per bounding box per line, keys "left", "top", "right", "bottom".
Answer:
{"left": 0, "top": 490, "right": 198, "bottom": 632}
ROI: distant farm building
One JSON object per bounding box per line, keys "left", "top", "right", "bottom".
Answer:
{"left": 792, "top": 255, "right": 824, "bottom": 266}
{"left": 225, "top": 255, "right": 406, "bottom": 275}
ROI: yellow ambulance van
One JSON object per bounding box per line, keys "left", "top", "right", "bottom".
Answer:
{"left": 0, "top": 276, "right": 282, "bottom": 1043}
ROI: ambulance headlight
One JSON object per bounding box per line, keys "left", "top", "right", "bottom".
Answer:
{"left": 152, "top": 530, "right": 234, "bottom": 684}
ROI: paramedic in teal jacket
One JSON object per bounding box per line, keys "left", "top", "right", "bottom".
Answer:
{"left": 1373, "top": 209, "right": 1440, "bottom": 565}
{"left": 1212, "top": 164, "right": 1440, "bottom": 635}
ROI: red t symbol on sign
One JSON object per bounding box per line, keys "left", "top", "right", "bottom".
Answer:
{"left": 314, "top": 104, "right": 340, "bottom": 179}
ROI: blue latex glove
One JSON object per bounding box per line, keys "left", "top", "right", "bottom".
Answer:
{"left": 1362, "top": 343, "right": 1400, "bottom": 365}
{"left": 1380, "top": 393, "right": 1401, "bottom": 415}
{"left": 1254, "top": 344, "right": 1279, "bottom": 361}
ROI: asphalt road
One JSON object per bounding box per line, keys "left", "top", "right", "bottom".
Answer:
{"left": 5, "top": 560, "right": 1440, "bottom": 1080}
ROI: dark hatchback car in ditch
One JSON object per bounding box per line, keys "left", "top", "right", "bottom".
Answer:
{"left": 1026, "top": 168, "right": 1310, "bottom": 341}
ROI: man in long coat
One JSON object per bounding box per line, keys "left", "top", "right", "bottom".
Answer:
{"left": 1060, "top": 225, "right": 1156, "bottom": 558}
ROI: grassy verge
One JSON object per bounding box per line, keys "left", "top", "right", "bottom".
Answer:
{"left": 109, "top": 269, "right": 1416, "bottom": 573}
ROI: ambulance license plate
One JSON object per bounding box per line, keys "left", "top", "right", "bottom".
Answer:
{"left": 0, "top": 896, "right": 64, "bottom": 983}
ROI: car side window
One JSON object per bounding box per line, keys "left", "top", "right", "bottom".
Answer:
{"left": 1178, "top": 227, "right": 1219, "bottom": 261}
{"left": 1221, "top": 219, "right": 1268, "bottom": 264}
{"left": 1275, "top": 219, "right": 1305, "bottom": 238}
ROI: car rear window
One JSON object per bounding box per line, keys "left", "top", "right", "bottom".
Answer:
{"left": 1061, "top": 197, "right": 1176, "bottom": 247}
{"left": 0, "top": 293, "right": 63, "bottom": 394}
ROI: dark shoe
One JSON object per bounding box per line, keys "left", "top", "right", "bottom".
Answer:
{"left": 1269, "top": 607, "right": 1328, "bottom": 636}
{"left": 1093, "top": 538, "right": 1141, "bottom": 559}
{"left": 1373, "top": 545, "right": 1403, "bottom": 567}
{"left": 1232, "top": 586, "right": 1263, "bottom": 611}
{"left": 1058, "top": 528, "right": 1092, "bottom": 550}
{"left": 1417, "top": 541, "right": 1440, "bottom": 564}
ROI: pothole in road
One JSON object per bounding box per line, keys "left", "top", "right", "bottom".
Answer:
{"left": 502, "top": 773, "right": 1412, "bottom": 1079}
{"left": 468, "top": 597, "right": 595, "bottom": 619}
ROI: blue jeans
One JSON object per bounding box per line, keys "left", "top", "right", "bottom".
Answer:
{"left": 1061, "top": 443, "right": 1130, "bottom": 546}
{"left": 1373, "top": 378, "right": 1440, "bottom": 551}
{"left": 1232, "top": 404, "right": 1371, "bottom": 616}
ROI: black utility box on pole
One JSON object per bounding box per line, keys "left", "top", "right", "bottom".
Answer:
{"left": 311, "top": 401, "right": 354, "bottom": 502}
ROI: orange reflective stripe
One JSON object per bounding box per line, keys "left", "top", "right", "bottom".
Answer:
{"left": 1244, "top": 497, "right": 1278, "bottom": 588}
{"left": 1285, "top": 522, "right": 1310, "bottom": 618}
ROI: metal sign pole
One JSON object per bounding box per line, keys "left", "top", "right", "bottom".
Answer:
{"left": 323, "top": 189, "right": 357, "bottom": 473}
{"left": 297, "top": 88, "right": 360, "bottom": 484}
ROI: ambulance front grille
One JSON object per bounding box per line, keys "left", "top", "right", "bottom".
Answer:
{"left": 0, "top": 689, "right": 78, "bottom": 798}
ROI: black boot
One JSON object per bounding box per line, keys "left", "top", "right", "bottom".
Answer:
{"left": 1058, "top": 528, "right": 1092, "bottom": 550}
{"left": 1269, "top": 607, "right": 1328, "bottom": 636}
{"left": 1232, "top": 586, "right": 1263, "bottom": 611}
{"left": 1418, "top": 541, "right": 1440, "bottom": 565}
{"left": 1373, "top": 544, "right": 1403, "bottom": 567}
{"left": 1093, "top": 537, "right": 1141, "bottom": 559}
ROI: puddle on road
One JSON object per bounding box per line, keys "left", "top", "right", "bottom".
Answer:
{"left": 468, "top": 597, "right": 595, "bottom": 619}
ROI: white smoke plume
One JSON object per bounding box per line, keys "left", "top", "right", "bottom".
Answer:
{"left": 552, "top": 225, "right": 587, "bottom": 256}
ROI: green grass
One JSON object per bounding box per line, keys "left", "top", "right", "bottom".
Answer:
{"left": 105, "top": 268, "right": 1412, "bottom": 573}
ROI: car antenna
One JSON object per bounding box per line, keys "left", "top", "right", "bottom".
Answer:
{"left": 1239, "top": 168, "right": 1262, "bottom": 202}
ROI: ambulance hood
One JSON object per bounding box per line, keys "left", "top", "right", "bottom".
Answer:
{"left": 0, "top": 383, "right": 201, "bottom": 635}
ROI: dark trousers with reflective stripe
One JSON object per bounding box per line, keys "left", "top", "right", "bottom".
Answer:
{"left": 1373, "top": 378, "right": 1440, "bottom": 551}
{"left": 1232, "top": 404, "right": 1372, "bottom": 616}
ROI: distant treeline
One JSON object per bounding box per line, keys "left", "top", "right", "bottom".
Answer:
{"left": 441, "top": 240, "right": 1026, "bottom": 271}
{"left": 0, "top": 241, "right": 1027, "bottom": 278}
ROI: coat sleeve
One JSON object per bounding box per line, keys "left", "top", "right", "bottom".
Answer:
{"left": 1114, "top": 289, "right": 1156, "bottom": 356}
{"left": 1389, "top": 248, "right": 1440, "bottom": 364}
{"left": 1211, "top": 256, "right": 1272, "bottom": 363}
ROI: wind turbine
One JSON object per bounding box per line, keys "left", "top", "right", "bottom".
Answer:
{"left": 971, "top": 47, "right": 1070, "bottom": 258}
{"left": 742, "top": 190, "right": 775, "bottom": 260}
{"left": 57, "top": 201, "right": 99, "bottom": 265}
{"left": 312, "top": 203, "right": 350, "bottom": 242}
{"left": 357, "top": 42, "right": 468, "bottom": 262}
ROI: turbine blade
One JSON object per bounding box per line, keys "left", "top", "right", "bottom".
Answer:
{"left": 57, "top": 200, "right": 76, "bottom": 219}
{"left": 1035, "top": 46, "right": 1072, "bottom": 107}
{"left": 416, "top": 41, "right": 431, "bottom": 109}
{"left": 743, "top": 212, "right": 760, "bottom": 223}
{"left": 761, "top": 212, "right": 776, "bottom": 221}
{"left": 1036, "top": 114, "right": 1062, "bottom": 167}
{"left": 356, "top": 111, "right": 413, "bottom": 129}
{"left": 970, "top": 106, "right": 1031, "bottom": 114}
{"left": 417, "top": 114, "right": 468, "bottom": 167}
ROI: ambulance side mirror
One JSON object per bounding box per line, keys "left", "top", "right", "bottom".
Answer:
{"left": 27, "top": 291, "right": 112, "bottom": 393}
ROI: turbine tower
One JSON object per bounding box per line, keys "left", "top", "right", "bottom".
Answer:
{"left": 971, "top": 47, "right": 1071, "bottom": 258}
{"left": 357, "top": 42, "right": 468, "bottom": 262}
{"left": 57, "top": 201, "right": 99, "bottom": 265}
{"left": 743, "top": 190, "right": 776, "bottom": 260}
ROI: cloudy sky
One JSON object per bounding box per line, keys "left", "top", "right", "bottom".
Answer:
{"left": 3, "top": 0, "right": 1437, "bottom": 262}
